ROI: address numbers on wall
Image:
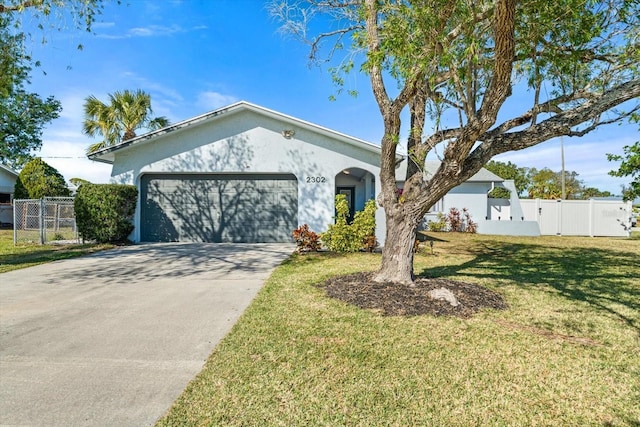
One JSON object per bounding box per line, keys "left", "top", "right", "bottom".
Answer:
{"left": 305, "top": 176, "right": 327, "bottom": 183}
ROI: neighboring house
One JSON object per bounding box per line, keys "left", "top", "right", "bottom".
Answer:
{"left": 399, "top": 161, "right": 540, "bottom": 236}
{"left": 0, "top": 164, "right": 19, "bottom": 225}
{"left": 88, "top": 101, "right": 537, "bottom": 243}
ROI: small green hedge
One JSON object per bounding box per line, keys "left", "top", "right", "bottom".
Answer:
{"left": 74, "top": 183, "right": 138, "bottom": 243}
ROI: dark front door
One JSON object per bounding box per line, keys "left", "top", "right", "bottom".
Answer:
{"left": 336, "top": 186, "right": 355, "bottom": 223}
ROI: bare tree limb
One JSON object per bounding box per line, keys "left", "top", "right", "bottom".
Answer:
{"left": 477, "top": 78, "right": 640, "bottom": 160}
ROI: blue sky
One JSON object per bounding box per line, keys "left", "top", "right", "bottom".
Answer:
{"left": 19, "top": 0, "right": 637, "bottom": 194}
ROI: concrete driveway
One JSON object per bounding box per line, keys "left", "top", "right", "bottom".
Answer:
{"left": 0, "top": 243, "right": 293, "bottom": 426}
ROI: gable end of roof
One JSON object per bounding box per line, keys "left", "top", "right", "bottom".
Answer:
{"left": 87, "top": 101, "right": 388, "bottom": 164}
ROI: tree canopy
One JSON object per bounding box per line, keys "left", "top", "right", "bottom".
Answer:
{"left": 0, "top": 0, "right": 111, "bottom": 33}
{"left": 608, "top": 115, "right": 639, "bottom": 201}
{"left": 83, "top": 89, "right": 169, "bottom": 153}
{"left": 484, "top": 160, "right": 528, "bottom": 197}
{"left": 1, "top": 0, "right": 113, "bottom": 169}
{"left": 481, "top": 160, "right": 613, "bottom": 199}
{"left": 0, "top": 15, "right": 61, "bottom": 169}
{"left": 608, "top": 141, "right": 640, "bottom": 201}
{"left": 13, "top": 157, "right": 70, "bottom": 199}
{"left": 271, "top": 0, "right": 640, "bottom": 283}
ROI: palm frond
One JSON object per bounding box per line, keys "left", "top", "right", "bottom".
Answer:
{"left": 83, "top": 88, "right": 171, "bottom": 146}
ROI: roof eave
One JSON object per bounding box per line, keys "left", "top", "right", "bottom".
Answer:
{"left": 87, "top": 101, "right": 393, "bottom": 163}
{"left": 0, "top": 164, "right": 19, "bottom": 177}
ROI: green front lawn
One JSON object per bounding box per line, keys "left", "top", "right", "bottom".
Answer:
{"left": 158, "top": 233, "right": 640, "bottom": 426}
{"left": 0, "top": 229, "right": 112, "bottom": 273}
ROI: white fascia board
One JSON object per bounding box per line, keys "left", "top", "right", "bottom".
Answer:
{"left": 87, "top": 101, "right": 395, "bottom": 164}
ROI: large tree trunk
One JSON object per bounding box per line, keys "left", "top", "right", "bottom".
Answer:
{"left": 374, "top": 206, "right": 422, "bottom": 285}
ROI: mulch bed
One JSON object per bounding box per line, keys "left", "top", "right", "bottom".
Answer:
{"left": 320, "top": 272, "right": 508, "bottom": 317}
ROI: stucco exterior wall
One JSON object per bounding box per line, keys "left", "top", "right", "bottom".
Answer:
{"left": 422, "top": 179, "right": 541, "bottom": 236}
{"left": 0, "top": 167, "right": 17, "bottom": 198}
{"left": 0, "top": 167, "right": 17, "bottom": 225}
{"left": 443, "top": 182, "right": 491, "bottom": 223}
{"left": 108, "top": 109, "right": 385, "bottom": 242}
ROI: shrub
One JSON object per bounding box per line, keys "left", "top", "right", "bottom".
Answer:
{"left": 75, "top": 183, "right": 138, "bottom": 243}
{"left": 352, "top": 199, "right": 377, "bottom": 252}
{"left": 445, "top": 207, "right": 477, "bottom": 233}
{"left": 321, "top": 195, "right": 377, "bottom": 253}
{"left": 428, "top": 209, "right": 477, "bottom": 233}
{"left": 292, "top": 224, "right": 321, "bottom": 252}
{"left": 446, "top": 207, "right": 463, "bottom": 231}
{"left": 14, "top": 158, "right": 71, "bottom": 199}
{"left": 321, "top": 195, "right": 357, "bottom": 252}
{"left": 427, "top": 212, "right": 447, "bottom": 232}
{"left": 462, "top": 208, "right": 478, "bottom": 233}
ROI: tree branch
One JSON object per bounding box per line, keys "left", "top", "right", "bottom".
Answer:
{"left": 364, "top": 0, "right": 389, "bottom": 114}
{"left": 0, "top": 1, "right": 37, "bottom": 13}
{"left": 476, "top": 78, "right": 640, "bottom": 160}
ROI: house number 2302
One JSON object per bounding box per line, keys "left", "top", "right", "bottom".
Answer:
{"left": 306, "top": 176, "right": 327, "bottom": 183}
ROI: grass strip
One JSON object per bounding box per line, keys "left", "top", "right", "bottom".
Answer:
{"left": 0, "top": 230, "right": 112, "bottom": 273}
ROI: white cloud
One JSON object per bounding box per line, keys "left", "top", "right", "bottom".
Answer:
{"left": 38, "top": 140, "right": 112, "bottom": 184}
{"left": 97, "top": 25, "right": 182, "bottom": 39}
{"left": 196, "top": 92, "right": 238, "bottom": 111}
{"left": 93, "top": 22, "right": 116, "bottom": 29}
{"left": 58, "top": 93, "right": 87, "bottom": 122}
{"left": 129, "top": 25, "right": 182, "bottom": 37}
{"left": 97, "top": 23, "right": 206, "bottom": 40}
{"left": 120, "top": 72, "right": 184, "bottom": 103}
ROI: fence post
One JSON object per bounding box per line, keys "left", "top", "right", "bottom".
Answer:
{"left": 13, "top": 200, "right": 17, "bottom": 245}
{"left": 39, "top": 198, "right": 45, "bottom": 245}
{"left": 588, "top": 199, "right": 594, "bottom": 237}
{"left": 556, "top": 199, "right": 562, "bottom": 235}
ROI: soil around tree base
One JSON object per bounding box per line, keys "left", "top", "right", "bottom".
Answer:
{"left": 320, "top": 272, "right": 508, "bottom": 317}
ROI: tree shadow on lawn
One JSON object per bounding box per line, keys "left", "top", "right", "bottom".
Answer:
{"left": 416, "top": 241, "right": 640, "bottom": 335}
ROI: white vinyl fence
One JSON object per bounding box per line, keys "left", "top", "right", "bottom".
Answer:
{"left": 519, "top": 199, "right": 632, "bottom": 237}
{"left": 13, "top": 197, "right": 78, "bottom": 244}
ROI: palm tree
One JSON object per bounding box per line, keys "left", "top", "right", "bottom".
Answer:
{"left": 83, "top": 89, "right": 169, "bottom": 153}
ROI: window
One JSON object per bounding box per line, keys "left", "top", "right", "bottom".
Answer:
{"left": 428, "top": 197, "right": 445, "bottom": 213}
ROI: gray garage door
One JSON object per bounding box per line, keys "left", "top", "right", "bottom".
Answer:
{"left": 141, "top": 173, "right": 298, "bottom": 243}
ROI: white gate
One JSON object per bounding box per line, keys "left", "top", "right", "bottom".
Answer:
{"left": 520, "top": 199, "right": 631, "bottom": 237}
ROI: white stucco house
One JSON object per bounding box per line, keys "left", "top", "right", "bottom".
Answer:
{"left": 88, "top": 101, "right": 537, "bottom": 243}
{"left": 0, "top": 164, "right": 18, "bottom": 225}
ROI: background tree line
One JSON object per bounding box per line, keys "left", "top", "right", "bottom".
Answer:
{"left": 484, "top": 160, "right": 617, "bottom": 200}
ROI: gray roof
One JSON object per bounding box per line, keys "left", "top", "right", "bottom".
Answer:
{"left": 395, "top": 160, "right": 504, "bottom": 182}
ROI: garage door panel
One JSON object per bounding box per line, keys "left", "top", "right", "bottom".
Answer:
{"left": 141, "top": 174, "right": 297, "bottom": 243}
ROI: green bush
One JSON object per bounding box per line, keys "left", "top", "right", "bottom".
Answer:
{"left": 13, "top": 158, "right": 71, "bottom": 199}
{"left": 352, "top": 198, "right": 377, "bottom": 251}
{"left": 427, "top": 212, "right": 447, "bottom": 231}
{"left": 321, "top": 195, "right": 377, "bottom": 253}
{"left": 74, "top": 183, "right": 138, "bottom": 243}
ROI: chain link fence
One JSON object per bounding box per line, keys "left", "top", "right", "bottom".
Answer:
{"left": 13, "top": 197, "right": 79, "bottom": 244}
